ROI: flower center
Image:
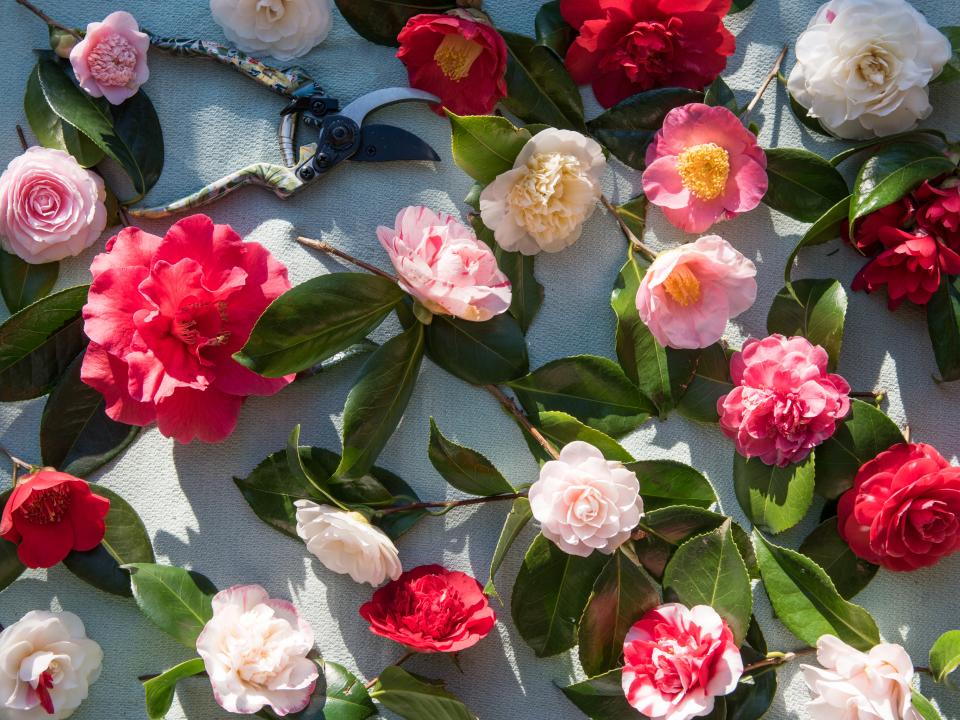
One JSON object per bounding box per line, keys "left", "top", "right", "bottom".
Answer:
{"left": 19, "top": 484, "right": 72, "bottom": 525}
{"left": 256, "top": 0, "right": 286, "bottom": 22}
{"left": 33, "top": 670, "right": 55, "bottom": 715}
{"left": 87, "top": 32, "right": 138, "bottom": 87}
{"left": 433, "top": 34, "right": 483, "bottom": 81}
{"left": 856, "top": 48, "right": 891, "bottom": 86}
{"left": 174, "top": 300, "right": 231, "bottom": 348}
{"left": 662, "top": 264, "right": 702, "bottom": 307}
{"left": 676, "top": 143, "right": 730, "bottom": 201}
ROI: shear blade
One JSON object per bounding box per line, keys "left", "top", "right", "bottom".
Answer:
{"left": 351, "top": 124, "right": 440, "bottom": 163}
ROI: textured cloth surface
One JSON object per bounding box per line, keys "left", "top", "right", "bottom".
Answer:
{"left": 2, "top": 1, "right": 960, "bottom": 719}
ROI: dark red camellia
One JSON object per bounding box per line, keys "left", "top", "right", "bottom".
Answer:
{"left": 916, "top": 180, "right": 960, "bottom": 247}
{"left": 0, "top": 471, "right": 110, "bottom": 569}
{"left": 359, "top": 564, "right": 496, "bottom": 652}
{"left": 396, "top": 14, "right": 508, "bottom": 116}
{"left": 841, "top": 196, "right": 915, "bottom": 255}
{"left": 837, "top": 442, "right": 960, "bottom": 571}
{"left": 560, "top": 0, "right": 735, "bottom": 108}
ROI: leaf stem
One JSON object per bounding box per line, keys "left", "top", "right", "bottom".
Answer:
{"left": 850, "top": 390, "right": 886, "bottom": 404}
{"left": 297, "top": 237, "right": 397, "bottom": 282}
{"left": 365, "top": 651, "right": 417, "bottom": 689}
{"left": 15, "top": 126, "right": 29, "bottom": 152}
{"left": 742, "top": 647, "right": 816, "bottom": 674}
{"left": 600, "top": 195, "right": 657, "bottom": 263}
{"left": 379, "top": 490, "right": 527, "bottom": 516}
{"left": 483, "top": 384, "right": 560, "bottom": 459}
{"left": 743, "top": 45, "right": 788, "bottom": 120}
{"left": 14, "top": 0, "right": 82, "bottom": 39}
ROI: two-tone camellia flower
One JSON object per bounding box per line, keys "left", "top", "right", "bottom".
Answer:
{"left": 69, "top": 11, "right": 150, "bottom": 105}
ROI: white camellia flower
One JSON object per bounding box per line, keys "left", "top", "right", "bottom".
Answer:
{"left": 196, "top": 585, "right": 319, "bottom": 717}
{"left": 480, "top": 128, "right": 606, "bottom": 255}
{"left": 787, "top": 0, "right": 951, "bottom": 139}
{"left": 209, "top": 0, "right": 333, "bottom": 61}
{"left": 295, "top": 500, "right": 402, "bottom": 586}
{"left": 801, "top": 635, "right": 920, "bottom": 720}
{"left": 0, "top": 611, "right": 103, "bottom": 720}
{"left": 528, "top": 441, "right": 642, "bottom": 557}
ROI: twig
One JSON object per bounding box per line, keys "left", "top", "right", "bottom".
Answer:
{"left": 850, "top": 390, "right": 886, "bottom": 404}
{"left": 365, "top": 651, "right": 417, "bottom": 689}
{"left": 379, "top": 490, "right": 526, "bottom": 515}
{"left": 14, "top": 0, "right": 82, "bottom": 39}
{"left": 118, "top": 206, "right": 132, "bottom": 228}
{"left": 484, "top": 384, "right": 560, "bottom": 459}
{"left": 743, "top": 45, "right": 788, "bottom": 120}
{"left": 297, "top": 237, "right": 397, "bottom": 282}
{"left": 600, "top": 195, "right": 657, "bottom": 263}
{"left": 742, "top": 647, "right": 817, "bottom": 675}
{"left": 0, "top": 445, "right": 34, "bottom": 474}
{"left": 15, "top": 126, "right": 29, "bottom": 152}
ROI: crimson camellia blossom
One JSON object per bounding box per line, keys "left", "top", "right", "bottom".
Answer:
{"left": 841, "top": 196, "right": 915, "bottom": 255}
{"left": 916, "top": 180, "right": 960, "bottom": 247}
{"left": 0, "top": 471, "right": 109, "bottom": 569}
{"left": 396, "top": 13, "right": 508, "bottom": 116}
{"left": 837, "top": 442, "right": 960, "bottom": 572}
{"left": 560, "top": 0, "right": 735, "bottom": 108}
{"left": 359, "top": 564, "right": 496, "bottom": 652}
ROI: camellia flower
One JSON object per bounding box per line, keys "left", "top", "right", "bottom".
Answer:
{"left": 529, "top": 441, "right": 642, "bottom": 557}
{"left": 635, "top": 235, "right": 757, "bottom": 350}
{"left": 69, "top": 11, "right": 150, "bottom": 105}
{"left": 0, "top": 471, "right": 110, "bottom": 569}
{"left": 480, "top": 128, "right": 606, "bottom": 255}
{"left": 80, "top": 214, "right": 295, "bottom": 444}
{"left": 0, "top": 147, "right": 107, "bottom": 264}
{"left": 377, "top": 206, "right": 512, "bottom": 322}
{"left": 396, "top": 13, "right": 508, "bottom": 116}
{"left": 842, "top": 196, "right": 915, "bottom": 256}
{"left": 622, "top": 603, "right": 742, "bottom": 720}
{"left": 360, "top": 565, "right": 496, "bottom": 653}
{"left": 643, "top": 103, "right": 768, "bottom": 234}
{"left": 560, "top": 0, "right": 735, "bottom": 108}
{"left": 916, "top": 180, "right": 960, "bottom": 248}
{"left": 210, "top": 0, "right": 332, "bottom": 62}
{"left": 837, "top": 442, "right": 960, "bottom": 571}
{"left": 294, "top": 501, "right": 402, "bottom": 586}
{"left": 801, "top": 635, "right": 918, "bottom": 720}
{"left": 787, "top": 0, "right": 952, "bottom": 139}
{"left": 718, "top": 334, "right": 851, "bottom": 467}
{"left": 196, "top": 584, "right": 319, "bottom": 716}
{"left": 0, "top": 610, "right": 103, "bottom": 720}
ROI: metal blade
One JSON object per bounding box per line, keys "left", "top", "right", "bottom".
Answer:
{"left": 350, "top": 124, "right": 440, "bottom": 163}
{"left": 339, "top": 87, "right": 440, "bottom": 126}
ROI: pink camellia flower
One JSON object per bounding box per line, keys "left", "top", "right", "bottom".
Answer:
{"left": 643, "top": 103, "right": 768, "bottom": 233}
{"left": 378, "top": 206, "right": 512, "bottom": 322}
{"left": 0, "top": 147, "right": 107, "bottom": 264}
{"left": 622, "top": 603, "right": 743, "bottom": 720}
{"left": 718, "top": 334, "right": 851, "bottom": 467}
{"left": 636, "top": 235, "right": 757, "bottom": 349}
{"left": 81, "top": 214, "right": 294, "bottom": 444}
{"left": 70, "top": 11, "right": 150, "bottom": 105}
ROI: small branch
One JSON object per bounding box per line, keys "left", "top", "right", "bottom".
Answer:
{"left": 379, "top": 490, "right": 526, "bottom": 515}
{"left": 916, "top": 666, "right": 932, "bottom": 676}
{"left": 14, "top": 0, "right": 82, "bottom": 39}
{"left": 365, "top": 652, "right": 417, "bottom": 690}
{"left": 15, "top": 126, "right": 29, "bottom": 152}
{"left": 0, "top": 445, "right": 34, "bottom": 474}
{"left": 298, "top": 237, "right": 397, "bottom": 281}
{"left": 484, "top": 384, "right": 560, "bottom": 459}
{"left": 850, "top": 390, "right": 886, "bottom": 404}
{"left": 600, "top": 195, "right": 657, "bottom": 263}
{"left": 743, "top": 647, "right": 816, "bottom": 675}
{"left": 743, "top": 45, "right": 788, "bottom": 120}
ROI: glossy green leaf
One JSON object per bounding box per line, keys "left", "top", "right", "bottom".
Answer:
{"left": 0, "top": 249, "right": 58, "bottom": 314}
{"left": 428, "top": 418, "right": 514, "bottom": 496}
{"left": 501, "top": 31, "right": 585, "bottom": 131}
{"left": 704, "top": 76, "right": 738, "bottom": 111}
{"left": 729, "top": 0, "right": 755, "bottom": 12}
{"left": 799, "top": 518, "right": 878, "bottom": 599}
{"left": 24, "top": 63, "right": 104, "bottom": 167}
{"left": 727, "top": 645, "right": 777, "bottom": 720}
{"left": 734, "top": 453, "right": 816, "bottom": 534}
{"left": 447, "top": 112, "right": 530, "bottom": 184}
{"left": 767, "top": 279, "right": 847, "bottom": 371}
{"left": 753, "top": 531, "right": 880, "bottom": 651}
{"left": 927, "top": 277, "right": 960, "bottom": 382}
{"left": 332, "top": 0, "right": 456, "bottom": 45}
{"left": 512, "top": 533, "right": 607, "bottom": 657}
{"left": 127, "top": 563, "right": 215, "bottom": 647}
{"left": 613, "top": 195, "right": 648, "bottom": 241}
{"left": 829, "top": 130, "right": 948, "bottom": 168}
{"left": 235, "top": 273, "right": 404, "bottom": 377}
{"left": 930, "top": 630, "right": 960, "bottom": 684}
{"left": 935, "top": 27, "right": 960, "bottom": 84}
{"left": 784, "top": 196, "right": 851, "bottom": 285}
{"left": 561, "top": 669, "right": 641, "bottom": 720}
{"left": 425, "top": 311, "right": 529, "bottom": 385}
{"left": 110, "top": 89, "right": 165, "bottom": 199}
{"left": 142, "top": 657, "right": 205, "bottom": 720}
{"left": 311, "top": 661, "right": 378, "bottom": 720}
{"left": 675, "top": 343, "right": 733, "bottom": 424}
{"left": 371, "top": 666, "right": 477, "bottom": 720}
{"left": 763, "top": 148, "right": 849, "bottom": 223}
{"left": 485, "top": 497, "right": 533, "bottom": 600}
{"left": 495, "top": 247, "right": 543, "bottom": 333}
{"left": 535, "top": 1, "right": 574, "bottom": 55}
{"left": 626, "top": 459, "right": 717, "bottom": 511}
{"left": 522, "top": 411, "right": 634, "bottom": 464}
{"left": 912, "top": 691, "right": 945, "bottom": 720}
{"left": 0, "top": 491, "right": 26, "bottom": 591}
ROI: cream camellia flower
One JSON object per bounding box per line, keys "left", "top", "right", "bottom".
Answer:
{"left": 528, "top": 441, "right": 642, "bottom": 557}
{"left": 480, "top": 128, "right": 606, "bottom": 255}
{"left": 0, "top": 610, "right": 103, "bottom": 720}
{"left": 196, "top": 584, "right": 319, "bottom": 716}
{"left": 801, "top": 635, "right": 920, "bottom": 720}
{"left": 787, "top": 0, "right": 951, "bottom": 139}
{"left": 295, "top": 500, "right": 403, "bottom": 586}
{"left": 209, "top": 0, "right": 333, "bottom": 61}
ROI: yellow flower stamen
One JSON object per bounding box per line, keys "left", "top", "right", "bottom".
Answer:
{"left": 662, "top": 264, "right": 702, "bottom": 307}
{"left": 676, "top": 142, "right": 731, "bottom": 201}
{"left": 433, "top": 34, "right": 483, "bottom": 81}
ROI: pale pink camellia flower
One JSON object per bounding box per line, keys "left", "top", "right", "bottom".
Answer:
{"left": 528, "top": 441, "right": 642, "bottom": 557}
{"left": 801, "top": 635, "right": 920, "bottom": 720}
{"left": 378, "top": 206, "right": 512, "bottom": 322}
{"left": 622, "top": 603, "right": 743, "bottom": 720}
{"left": 718, "top": 334, "right": 851, "bottom": 467}
{"left": 80, "top": 214, "right": 295, "bottom": 444}
{"left": 69, "top": 11, "right": 150, "bottom": 105}
{"left": 636, "top": 235, "right": 757, "bottom": 349}
{"left": 196, "top": 585, "right": 319, "bottom": 717}
{"left": 643, "top": 103, "right": 768, "bottom": 234}
{"left": 0, "top": 147, "right": 107, "bottom": 264}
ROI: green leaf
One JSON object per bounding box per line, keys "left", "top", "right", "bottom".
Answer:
{"left": 0, "top": 491, "right": 26, "bottom": 592}
{"left": 734, "top": 453, "right": 816, "bottom": 534}
{"left": 927, "top": 277, "right": 960, "bottom": 382}
{"left": 626, "top": 459, "right": 717, "bottom": 511}
{"left": 371, "top": 666, "right": 477, "bottom": 720}
{"left": 428, "top": 418, "right": 514, "bottom": 496}
{"left": 495, "top": 247, "right": 543, "bottom": 333}
{"left": 312, "top": 661, "right": 377, "bottom": 720}
{"left": 522, "top": 411, "right": 634, "bottom": 464}
{"left": 753, "top": 530, "right": 880, "bottom": 651}
{"left": 829, "top": 130, "right": 948, "bottom": 168}
{"left": 587, "top": 88, "right": 703, "bottom": 169}
{"left": 849, "top": 142, "right": 957, "bottom": 228}
{"left": 337, "top": 323, "right": 425, "bottom": 479}
{"left": 663, "top": 519, "right": 753, "bottom": 644}
{"left": 485, "top": 497, "right": 533, "bottom": 600}
{"left": 425, "top": 311, "right": 529, "bottom": 385}
{"left": 763, "top": 148, "right": 849, "bottom": 223}
{"left": 127, "top": 563, "right": 215, "bottom": 647}
{"left": 814, "top": 399, "right": 904, "bottom": 499}
{"left": 799, "top": 519, "right": 878, "bottom": 599}
{"left": 912, "top": 691, "right": 945, "bottom": 720}
{"left": 0, "top": 284, "right": 88, "bottom": 401}
{"left": 110, "top": 89, "right": 165, "bottom": 198}
{"left": 234, "top": 273, "right": 404, "bottom": 377}
{"left": 727, "top": 645, "right": 777, "bottom": 720}
{"left": 0, "top": 249, "right": 58, "bottom": 314}
{"left": 535, "top": 0, "right": 574, "bottom": 55}
{"left": 512, "top": 533, "right": 607, "bottom": 657}
{"left": 562, "top": 669, "right": 640, "bottom": 720}
{"left": 509, "top": 355, "right": 654, "bottom": 437}
{"left": 930, "top": 630, "right": 960, "bottom": 684}
{"left": 332, "top": 0, "right": 455, "bottom": 46}
{"left": 578, "top": 550, "right": 660, "bottom": 676}
{"left": 447, "top": 112, "right": 530, "bottom": 184}
{"left": 784, "top": 196, "right": 851, "bottom": 285}
{"left": 787, "top": 92, "right": 834, "bottom": 138}
{"left": 729, "top": 0, "right": 755, "bottom": 12}
{"left": 934, "top": 27, "right": 960, "bottom": 84}
{"left": 142, "top": 658, "right": 206, "bottom": 720}
{"left": 675, "top": 343, "right": 733, "bottom": 424}
{"left": 24, "top": 63, "right": 104, "bottom": 167}
{"left": 704, "top": 77, "right": 739, "bottom": 111}
{"left": 501, "top": 32, "right": 585, "bottom": 132}
{"left": 613, "top": 195, "right": 648, "bottom": 241}
{"left": 767, "top": 279, "right": 847, "bottom": 371}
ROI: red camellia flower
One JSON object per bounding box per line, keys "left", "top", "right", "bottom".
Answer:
{"left": 359, "top": 565, "right": 496, "bottom": 652}
{"left": 80, "top": 214, "right": 294, "bottom": 444}
{"left": 396, "top": 13, "right": 508, "bottom": 116}
{"left": 837, "top": 442, "right": 960, "bottom": 571}
{"left": 560, "top": 0, "right": 735, "bottom": 108}
{"left": 0, "top": 471, "right": 110, "bottom": 568}
{"left": 842, "top": 196, "right": 915, "bottom": 255}
{"left": 916, "top": 180, "right": 960, "bottom": 248}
